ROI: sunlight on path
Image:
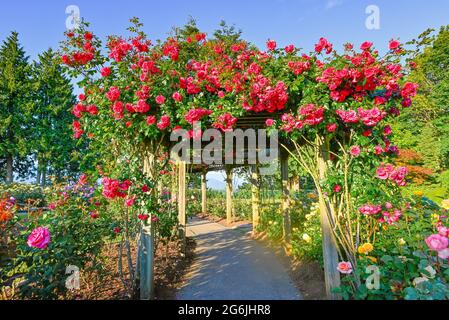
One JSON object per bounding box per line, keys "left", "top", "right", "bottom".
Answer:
{"left": 176, "top": 217, "right": 302, "bottom": 300}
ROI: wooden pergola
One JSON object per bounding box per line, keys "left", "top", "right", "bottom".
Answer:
{"left": 171, "top": 112, "right": 341, "bottom": 299}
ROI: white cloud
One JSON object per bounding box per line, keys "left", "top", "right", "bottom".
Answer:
{"left": 325, "top": 0, "right": 343, "bottom": 10}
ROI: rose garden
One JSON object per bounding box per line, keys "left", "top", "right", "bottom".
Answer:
{"left": 1, "top": 16, "right": 449, "bottom": 301}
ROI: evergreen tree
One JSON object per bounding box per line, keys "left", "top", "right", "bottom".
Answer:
{"left": 0, "top": 32, "right": 33, "bottom": 183}
{"left": 31, "top": 48, "right": 78, "bottom": 185}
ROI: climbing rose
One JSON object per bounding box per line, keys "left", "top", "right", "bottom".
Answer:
{"left": 146, "top": 115, "right": 156, "bottom": 125}
{"left": 299, "top": 104, "right": 324, "bottom": 126}
{"left": 86, "top": 104, "right": 98, "bottom": 115}
{"left": 106, "top": 86, "right": 120, "bottom": 102}
{"left": 333, "top": 185, "right": 342, "bottom": 193}
{"left": 337, "top": 261, "right": 353, "bottom": 274}
{"left": 27, "top": 227, "right": 51, "bottom": 249}
{"left": 359, "top": 204, "right": 382, "bottom": 216}
{"left": 184, "top": 108, "right": 212, "bottom": 124}
{"left": 357, "top": 107, "right": 385, "bottom": 127}
{"left": 157, "top": 115, "right": 171, "bottom": 130}
{"left": 389, "top": 39, "right": 401, "bottom": 50}
{"left": 172, "top": 91, "right": 183, "bottom": 102}
{"left": 138, "top": 214, "right": 149, "bottom": 221}
{"left": 284, "top": 44, "right": 295, "bottom": 53}
{"left": 315, "top": 37, "right": 333, "bottom": 54}
{"left": 84, "top": 32, "right": 93, "bottom": 41}
{"left": 125, "top": 198, "right": 135, "bottom": 207}
{"left": 350, "top": 146, "right": 361, "bottom": 157}
{"left": 155, "top": 95, "right": 166, "bottom": 105}
{"left": 360, "top": 41, "right": 373, "bottom": 51}
{"left": 326, "top": 123, "right": 337, "bottom": 133}
{"left": 265, "top": 119, "right": 274, "bottom": 127}
{"left": 336, "top": 109, "right": 359, "bottom": 123}
{"left": 101, "top": 67, "right": 111, "bottom": 77}
{"left": 266, "top": 39, "right": 277, "bottom": 51}
{"left": 425, "top": 234, "right": 449, "bottom": 252}
{"left": 213, "top": 113, "right": 237, "bottom": 132}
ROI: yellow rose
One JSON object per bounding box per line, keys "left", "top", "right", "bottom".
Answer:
{"left": 398, "top": 238, "right": 406, "bottom": 246}
{"left": 442, "top": 199, "right": 449, "bottom": 210}
{"left": 302, "top": 233, "right": 312, "bottom": 243}
{"left": 413, "top": 190, "right": 424, "bottom": 197}
{"left": 358, "top": 243, "right": 374, "bottom": 255}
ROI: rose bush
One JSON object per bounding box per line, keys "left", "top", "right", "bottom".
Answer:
{"left": 1, "top": 176, "right": 114, "bottom": 299}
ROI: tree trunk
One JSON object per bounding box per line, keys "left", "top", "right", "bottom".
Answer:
{"left": 36, "top": 170, "right": 41, "bottom": 185}
{"left": 6, "top": 155, "right": 13, "bottom": 184}
{"left": 41, "top": 165, "right": 47, "bottom": 187}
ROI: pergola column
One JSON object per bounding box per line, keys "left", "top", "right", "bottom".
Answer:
{"left": 251, "top": 164, "right": 260, "bottom": 235}
{"left": 280, "top": 148, "right": 291, "bottom": 244}
{"left": 317, "top": 138, "right": 341, "bottom": 299}
{"left": 201, "top": 169, "right": 207, "bottom": 214}
{"left": 178, "top": 160, "right": 186, "bottom": 240}
{"left": 225, "top": 166, "right": 233, "bottom": 225}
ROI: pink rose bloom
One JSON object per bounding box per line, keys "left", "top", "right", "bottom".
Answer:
{"left": 27, "top": 227, "right": 51, "bottom": 249}
{"left": 438, "top": 226, "right": 449, "bottom": 237}
{"left": 376, "top": 166, "right": 390, "bottom": 180}
{"left": 155, "top": 95, "right": 166, "bottom": 105}
{"left": 48, "top": 203, "right": 56, "bottom": 210}
{"left": 265, "top": 119, "right": 274, "bottom": 127}
{"left": 326, "top": 123, "right": 337, "bottom": 133}
{"left": 350, "top": 146, "right": 361, "bottom": 157}
{"left": 125, "top": 198, "right": 135, "bottom": 207}
{"left": 172, "top": 92, "right": 182, "bottom": 102}
{"left": 359, "top": 204, "right": 382, "bottom": 216}
{"left": 337, "top": 261, "right": 353, "bottom": 274}
{"left": 425, "top": 234, "right": 449, "bottom": 252}
{"left": 438, "top": 248, "right": 449, "bottom": 260}
{"left": 266, "top": 39, "right": 277, "bottom": 51}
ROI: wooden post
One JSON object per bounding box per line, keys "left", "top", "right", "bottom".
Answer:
{"left": 251, "top": 165, "right": 260, "bottom": 235}
{"left": 225, "top": 166, "right": 233, "bottom": 225}
{"left": 201, "top": 169, "right": 207, "bottom": 214}
{"left": 317, "top": 137, "right": 341, "bottom": 300}
{"left": 280, "top": 149, "right": 291, "bottom": 243}
{"left": 140, "top": 152, "right": 155, "bottom": 300}
{"left": 139, "top": 224, "right": 154, "bottom": 299}
{"left": 178, "top": 161, "right": 186, "bottom": 241}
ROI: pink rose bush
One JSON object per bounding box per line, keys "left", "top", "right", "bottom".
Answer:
{"left": 27, "top": 227, "right": 51, "bottom": 249}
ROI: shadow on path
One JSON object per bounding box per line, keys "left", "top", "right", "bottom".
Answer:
{"left": 176, "top": 217, "right": 302, "bottom": 300}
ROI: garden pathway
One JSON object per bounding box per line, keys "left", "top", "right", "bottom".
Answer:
{"left": 176, "top": 217, "right": 302, "bottom": 300}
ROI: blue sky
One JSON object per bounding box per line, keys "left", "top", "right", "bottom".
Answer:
{"left": 1, "top": 0, "right": 448, "bottom": 60}
{"left": 2, "top": 0, "right": 448, "bottom": 187}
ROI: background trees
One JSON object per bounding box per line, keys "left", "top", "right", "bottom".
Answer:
{"left": 0, "top": 32, "right": 33, "bottom": 183}
{"left": 0, "top": 34, "right": 80, "bottom": 184}
{"left": 31, "top": 48, "right": 78, "bottom": 185}
{"left": 393, "top": 26, "right": 449, "bottom": 200}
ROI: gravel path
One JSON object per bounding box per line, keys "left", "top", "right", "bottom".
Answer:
{"left": 176, "top": 217, "right": 302, "bottom": 300}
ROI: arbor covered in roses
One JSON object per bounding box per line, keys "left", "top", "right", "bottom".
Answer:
{"left": 60, "top": 19, "right": 418, "bottom": 298}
